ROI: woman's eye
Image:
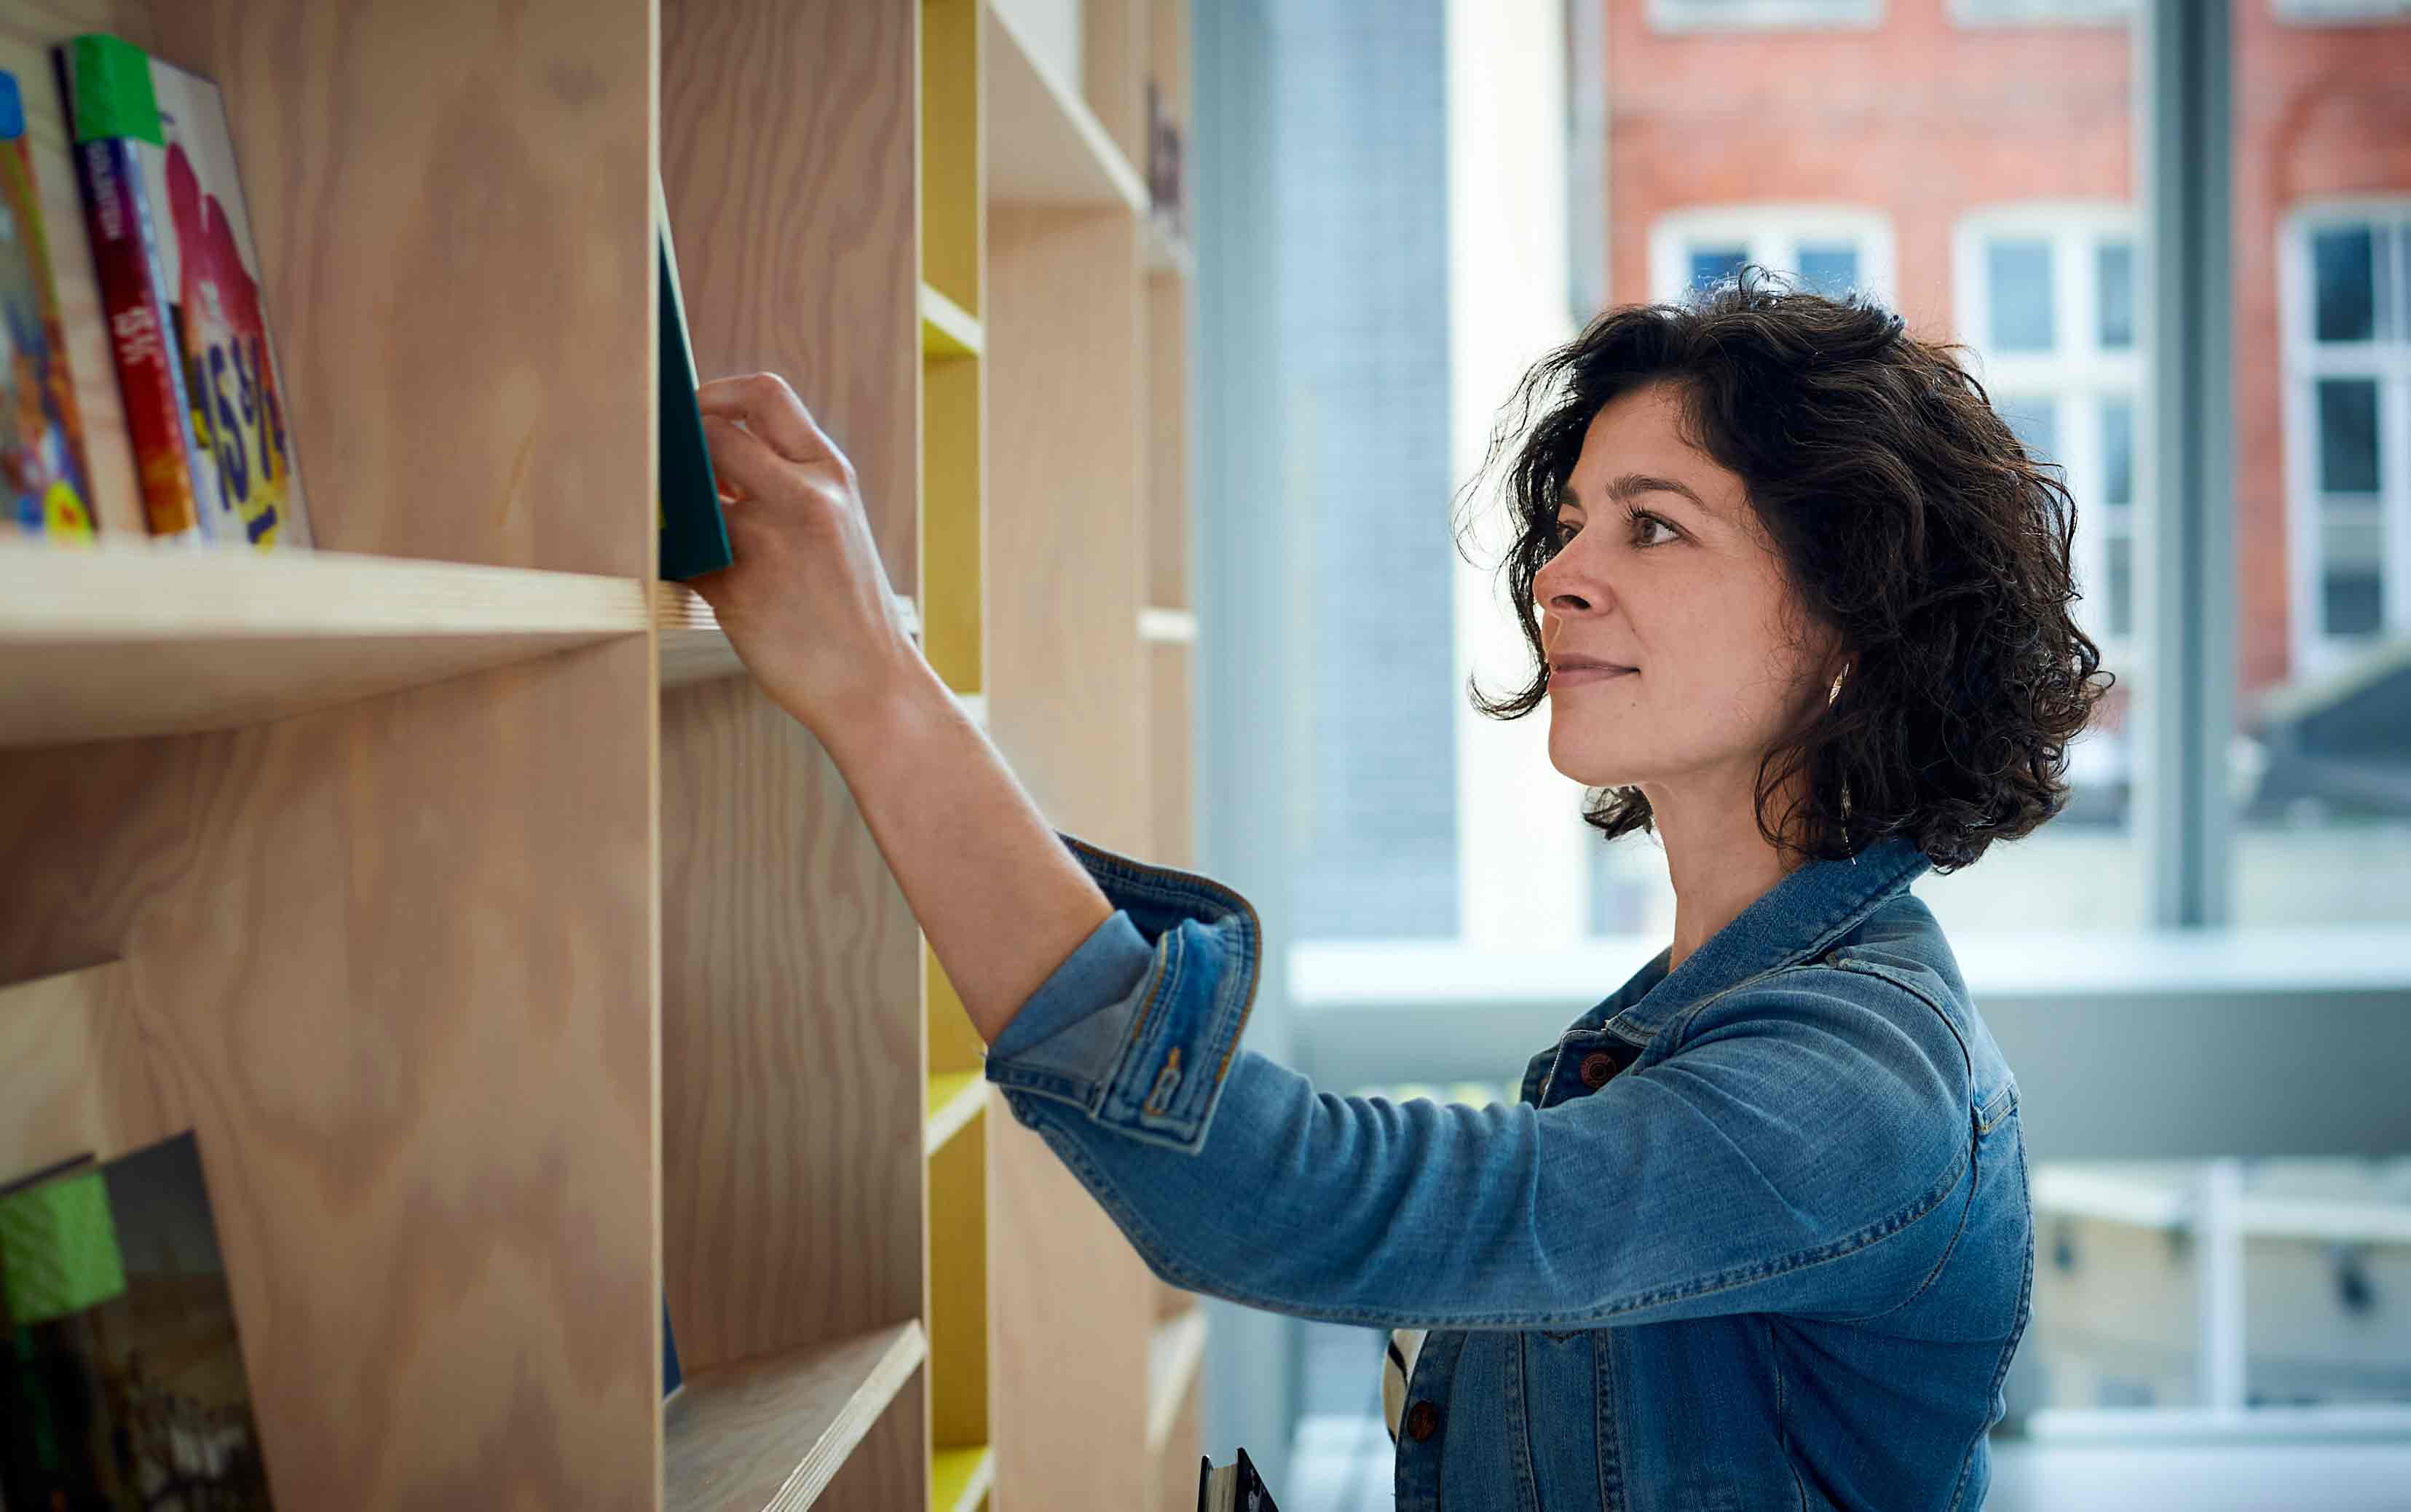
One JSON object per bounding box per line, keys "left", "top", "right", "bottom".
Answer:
{"left": 1630, "top": 510, "right": 1675, "bottom": 546}
{"left": 1553, "top": 519, "right": 1579, "bottom": 547}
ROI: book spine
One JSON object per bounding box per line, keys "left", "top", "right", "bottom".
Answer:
{"left": 67, "top": 133, "right": 208, "bottom": 542}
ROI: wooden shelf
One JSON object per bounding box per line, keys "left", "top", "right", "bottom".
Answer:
{"left": 931, "top": 1444, "right": 994, "bottom": 1512}
{"left": 665, "top": 1320, "right": 928, "bottom": 1512}
{"left": 657, "top": 583, "right": 926, "bottom": 689}
{"left": 1145, "top": 1304, "right": 1209, "bottom": 1453}
{"left": 926, "top": 1069, "right": 987, "bottom": 1157}
{"left": 0, "top": 539, "right": 646, "bottom": 748}
{"left": 985, "top": 0, "right": 1146, "bottom": 211}
{"left": 1137, "top": 606, "right": 1196, "bottom": 644}
{"left": 921, "top": 285, "right": 985, "bottom": 358}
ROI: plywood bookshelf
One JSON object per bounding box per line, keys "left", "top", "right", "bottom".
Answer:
{"left": 0, "top": 0, "right": 1201, "bottom": 1508}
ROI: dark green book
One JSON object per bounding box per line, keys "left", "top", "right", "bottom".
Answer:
{"left": 658, "top": 187, "right": 730, "bottom": 581}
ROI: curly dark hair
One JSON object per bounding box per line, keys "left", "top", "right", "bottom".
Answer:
{"left": 1453, "top": 265, "right": 2115, "bottom": 874}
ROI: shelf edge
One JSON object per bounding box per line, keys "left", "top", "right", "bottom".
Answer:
{"left": 663, "top": 1319, "right": 928, "bottom": 1512}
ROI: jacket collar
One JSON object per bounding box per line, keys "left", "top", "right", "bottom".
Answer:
{"left": 1574, "top": 834, "right": 1933, "bottom": 1048}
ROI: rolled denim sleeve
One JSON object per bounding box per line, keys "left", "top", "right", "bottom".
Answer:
{"left": 984, "top": 849, "right": 1980, "bottom": 1332}
{"left": 981, "top": 831, "right": 1263, "bottom": 1154}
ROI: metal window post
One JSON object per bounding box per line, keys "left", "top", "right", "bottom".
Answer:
{"left": 2139, "top": 0, "right": 2236, "bottom": 928}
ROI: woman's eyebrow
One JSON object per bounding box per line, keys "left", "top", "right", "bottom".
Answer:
{"left": 1560, "top": 474, "right": 1711, "bottom": 511}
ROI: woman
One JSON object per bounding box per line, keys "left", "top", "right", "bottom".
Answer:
{"left": 690, "top": 270, "right": 2110, "bottom": 1511}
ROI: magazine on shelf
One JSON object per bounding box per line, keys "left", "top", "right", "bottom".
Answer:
{"left": 0, "top": 69, "right": 97, "bottom": 540}
{"left": 56, "top": 31, "right": 309, "bottom": 547}
{"left": 0, "top": 1132, "right": 277, "bottom": 1508}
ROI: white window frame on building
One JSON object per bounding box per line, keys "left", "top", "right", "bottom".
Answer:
{"left": 1646, "top": 204, "right": 1898, "bottom": 309}
{"left": 1646, "top": 0, "right": 1884, "bottom": 31}
{"left": 2278, "top": 197, "right": 2411, "bottom": 680}
{"left": 1952, "top": 203, "right": 2144, "bottom": 790}
{"left": 2271, "top": 0, "right": 2411, "bottom": 25}
{"left": 1947, "top": 0, "right": 2131, "bottom": 25}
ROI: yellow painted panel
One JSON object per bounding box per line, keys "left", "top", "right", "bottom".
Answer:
{"left": 926, "top": 942, "right": 990, "bottom": 1080}
{"left": 930, "top": 1109, "right": 989, "bottom": 1452}
{"left": 920, "top": 350, "right": 985, "bottom": 695}
{"left": 920, "top": 0, "right": 984, "bottom": 317}
{"left": 931, "top": 1444, "right": 993, "bottom": 1512}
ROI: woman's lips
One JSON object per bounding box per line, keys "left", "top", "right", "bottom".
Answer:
{"left": 1551, "top": 665, "right": 1638, "bottom": 687}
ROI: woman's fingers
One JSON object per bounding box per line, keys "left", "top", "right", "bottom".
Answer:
{"left": 697, "top": 413, "right": 792, "bottom": 504}
{"left": 698, "top": 373, "right": 836, "bottom": 467}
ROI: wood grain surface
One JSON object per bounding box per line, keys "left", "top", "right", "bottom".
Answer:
{"left": 663, "top": 1321, "right": 925, "bottom": 1512}
{"left": 984, "top": 205, "right": 1147, "bottom": 855}
{"left": 1146, "top": 269, "right": 1191, "bottom": 609}
{"left": 146, "top": 0, "right": 652, "bottom": 577}
{"left": 662, "top": 0, "right": 920, "bottom": 596}
{"left": 0, "top": 959, "right": 184, "bottom": 1173}
{"left": 0, "top": 642, "right": 660, "bottom": 1511}
{"left": 660, "top": 676, "right": 923, "bottom": 1374}
{"left": 990, "top": 1103, "right": 1155, "bottom": 1512}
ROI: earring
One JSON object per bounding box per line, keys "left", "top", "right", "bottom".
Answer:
{"left": 1828, "top": 665, "right": 1857, "bottom": 868}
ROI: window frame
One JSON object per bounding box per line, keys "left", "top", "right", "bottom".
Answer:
{"left": 1646, "top": 203, "right": 1898, "bottom": 307}
{"left": 1948, "top": 0, "right": 2133, "bottom": 25}
{"left": 2278, "top": 197, "right": 2411, "bottom": 678}
{"left": 1646, "top": 0, "right": 1885, "bottom": 32}
{"left": 1952, "top": 203, "right": 2145, "bottom": 784}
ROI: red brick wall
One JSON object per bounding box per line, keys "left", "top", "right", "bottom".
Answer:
{"left": 1598, "top": 0, "right": 2411, "bottom": 698}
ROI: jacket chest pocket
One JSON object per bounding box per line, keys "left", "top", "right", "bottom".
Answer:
{"left": 1517, "top": 1328, "right": 1619, "bottom": 1511}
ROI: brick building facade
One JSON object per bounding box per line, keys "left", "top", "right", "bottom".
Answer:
{"left": 1596, "top": 0, "right": 2411, "bottom": 721}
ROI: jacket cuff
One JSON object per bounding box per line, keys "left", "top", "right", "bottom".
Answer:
{"left": 981, "top": 831, "right": 1263, "bottom": 1153}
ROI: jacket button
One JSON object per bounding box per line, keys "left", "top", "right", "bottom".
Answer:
{"left": 1579, "top": 1051, "right": 1619, "bottom": 1088}
{"left": 1405, "top": 1399, "right": 1440, "bottom": 1442}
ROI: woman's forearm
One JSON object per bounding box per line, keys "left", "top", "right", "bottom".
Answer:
{"left": 808, "top": 654, "right": 1115, "bottom": 1046}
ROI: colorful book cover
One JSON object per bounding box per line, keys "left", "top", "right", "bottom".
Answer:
{"left": 658, "top": 181, "right": 730, "bottom": 581}
{"left": 0, "top": 71, "right": 97, "bottom": 540}
{"left": 0, "top": 1133, "right": 277, "bottom": 1509}
{"left": 58, "top": 33, "right": 309, "bottom": 549}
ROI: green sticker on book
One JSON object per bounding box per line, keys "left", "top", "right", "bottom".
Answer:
{"left": 0, "top": 1165, "right": 127, "bottom": 1326}
{"left": 65, "top": 33, "right": 164, "bottom": 146}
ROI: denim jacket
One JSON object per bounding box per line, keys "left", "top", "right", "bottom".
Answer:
{"left": 982, "top": 831, "right": 2033, "bottom": 1512}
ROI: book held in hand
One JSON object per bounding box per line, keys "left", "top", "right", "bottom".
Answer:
{"left": 656, "top": 178, "right": 730, "bottom": 582}
{"left": 57, "top": 32, "right": 310, "bottom": 548}
{"left": 1197, "top": 1446, "right": 1280, "bottom": 1512}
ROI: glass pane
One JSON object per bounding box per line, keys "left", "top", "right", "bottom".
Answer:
{"left": 2098, "top": 240, "right": 2136, "bottom": 349}
{"left": 2311, "top": 224, "right": 2375, "bottom": 343}
{"left": 2316, "top": 378, "right": 2380, "bottom": 494}
{"left": 2321, "top": 567, "right": 2385, "bottom": 637}
{"left": 2103, "top": 395, "right": 2134, "bottom": 504}
{"left": 2105, "top": 526, "right": 2134, "bottom": 640}
{"left": 2235, "top": 14, "right": 2411, "bottom": 934}
{"left": 1796, "top": 240, "right": 1858, "bottom": 296}
{"left": 1988, "top": 238, "right": 2057, "bottom": 351}
{"left": 1997, "top": 393, "right": 2059, "bottom": 463}
{"left": 1689, "top": 243, "right": 1748, "bottom": 293}
{"left": 1270, "top": 0, "right": 1459, "bottom": 938}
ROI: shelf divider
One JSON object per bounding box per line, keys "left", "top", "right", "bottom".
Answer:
{"left": 664, "top": 1319, "right": 927, "bottom": 1512}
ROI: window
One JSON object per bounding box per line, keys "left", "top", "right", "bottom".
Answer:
{"left": 1949, "top": 0, "right": 2131, "bottom": 25}
{"left": 1954, "top": 207, "right": 2143, "bottom": 678}
{"left": 1647, "top": 0, "right": 1882, "bottom": 31}
{"left": 1648, "top": 206, "right": 1897, "bottom": 306}
{"left": 2273, "top": 0, "right": 2411, "bottom": 24}
{"left": 2282, "top": 203, "right": 2411, "bottom": 676}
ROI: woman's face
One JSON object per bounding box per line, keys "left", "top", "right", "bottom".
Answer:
{"left": 1533, "top": 381, "right": 1835, "bottom": 804}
